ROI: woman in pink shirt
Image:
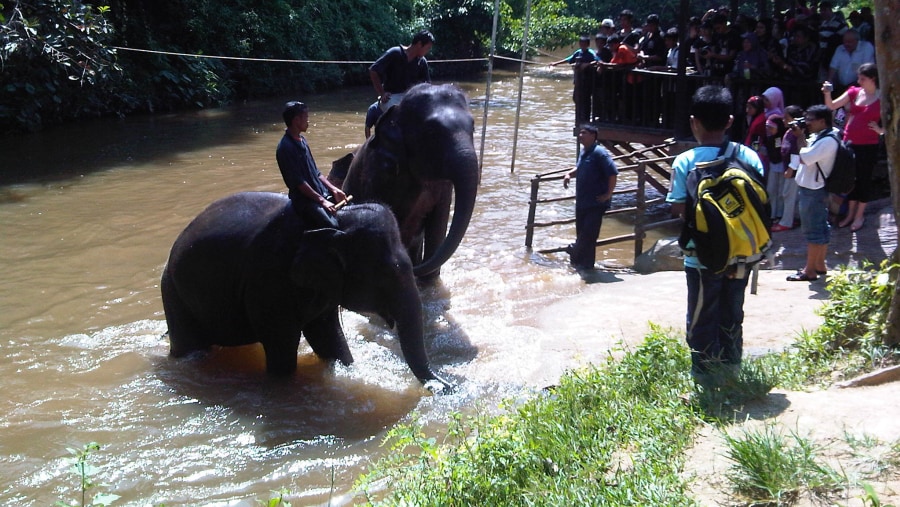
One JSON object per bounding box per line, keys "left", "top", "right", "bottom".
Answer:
{"left": 823, "top": 62, "right": 883, "bottom": 232}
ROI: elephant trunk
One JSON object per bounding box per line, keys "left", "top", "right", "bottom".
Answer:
{"left": 391, "top": 281, "right": 452, "bottom": 391}
{"left": 413, "top": 147, "right": 479, "bottom": 278}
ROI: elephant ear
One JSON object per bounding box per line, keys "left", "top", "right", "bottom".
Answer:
{"left": 290, "top": 228, "right": 347, "bottom": 302}
{"left": 369, "top": 106, "right": 402, "bottom": 151}
{"left": 366, "top": 106, "right": 406, "bottom": 178}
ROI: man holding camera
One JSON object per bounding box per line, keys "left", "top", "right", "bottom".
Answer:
{"left": 786, "top": 105, "right": 839, "bottom": 282}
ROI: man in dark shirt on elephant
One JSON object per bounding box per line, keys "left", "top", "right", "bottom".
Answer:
{"left": 276, "top": 101, "right": 347, "bottom": 229}
{"left": 369, "top": 30, "right": 434, "bottom": 111}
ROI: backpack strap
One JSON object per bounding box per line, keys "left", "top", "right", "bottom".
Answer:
{"left": 813, "top": 132, "right": 840, "bottom": 182}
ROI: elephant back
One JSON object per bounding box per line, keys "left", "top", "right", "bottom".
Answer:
{"left": 166, "top": 192, "right": 297, "bottom": 284}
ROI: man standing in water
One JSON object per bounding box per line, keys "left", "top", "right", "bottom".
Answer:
{"left": 276, "top": 101, "right": 347, "bottom": 228}
{"left": 369, "top": 30, "right": 434, "bottom": 111}
{"left": 665, "top": 85, "right": 764, "bottom": 386}
{"left": 562, "top": 124, "right": 618, "bottom": 271}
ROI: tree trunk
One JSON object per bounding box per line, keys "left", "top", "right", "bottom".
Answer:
{"left": 875, "top": 0, "right": 900, "bottom": 346}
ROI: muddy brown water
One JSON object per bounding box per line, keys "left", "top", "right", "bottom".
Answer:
{"left": 0, "top": 66, "right": 674, "bottom": 505}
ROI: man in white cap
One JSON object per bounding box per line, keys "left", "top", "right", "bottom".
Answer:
{"left": 599, "top": 18, "right": 615, "bottom": 38}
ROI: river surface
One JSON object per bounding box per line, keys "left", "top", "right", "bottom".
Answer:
{"left": 0, "top": 65, "right": 672, "bottom": 505}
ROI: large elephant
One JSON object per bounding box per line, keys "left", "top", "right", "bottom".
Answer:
{"left": 160, "top": 192, "right": 450, "bottom": 391}
{"left": 339, "top": 82, "right": 479, "bottom": 278}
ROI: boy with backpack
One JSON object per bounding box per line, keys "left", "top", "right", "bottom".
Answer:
{"left": 666, "top": 85, "right": 765, "bottom": 386}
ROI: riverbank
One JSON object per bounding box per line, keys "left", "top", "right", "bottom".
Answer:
{"left": 525, "top": 197, "right": 896, "bottom": 386}
{"left": 531, "top": 196, "right": 900, "bottom": 506}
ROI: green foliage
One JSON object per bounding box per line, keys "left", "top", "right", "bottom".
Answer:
{"left": 724, "top": 424, "right": 842, "bottom": 505}
{"left": 356, "top": 330, "right": 703, "bottom": 506}
{"left": 55, "top": 442, "right": 121, "bottom": 507}
{"left": 0, "top": 0, "right": 126, "bottom": 132}
{"left": 502, "top": 0, "right": 595, "bottom": 52}
{"left": 258, "top": 488, "right": 292, "bottom": 507}
{"left": 755, "top": 262, "right": 900, "bottom": 388}
{"left": 411, "top": 0, "right": 494, "bottom": 75}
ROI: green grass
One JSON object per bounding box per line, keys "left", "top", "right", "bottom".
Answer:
{"left": 356, "top": 328, "right": 761, "bottom": 506}
{"left": 356, "top": 262, "right": 900, "bottom": 506}
{"left": 723, "top": 424, "right": 842, "bottom": 505}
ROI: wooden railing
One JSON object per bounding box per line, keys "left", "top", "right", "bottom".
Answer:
{"left": 525, "top": 140, "right": 676, "bottom": 261}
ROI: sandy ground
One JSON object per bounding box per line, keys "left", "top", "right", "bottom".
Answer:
{"left": 528, "top": 198, "right": 900, "bottom": 505}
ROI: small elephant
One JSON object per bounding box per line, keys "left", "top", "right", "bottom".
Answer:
{"left": 340, "top": 83, "right": 479, "bottom": 278}
{"left": 160, "top": 192, "right": 451, "bottom": 390}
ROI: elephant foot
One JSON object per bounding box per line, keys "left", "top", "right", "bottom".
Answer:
{"left": 421, "top": 373, "right": 456, "bottom": 395}
{"left": 168, "top": 339, "right": 210, "bottom": 358}
{"left": 415, "top": 269, "right": 441, "bottom": 284}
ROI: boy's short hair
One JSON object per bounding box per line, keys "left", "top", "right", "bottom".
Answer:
{"left": 580, "top": 123, "right": 599, "bottom": 135}
{"left": 690, "top": 85, "right": 733, "bottom": 132}
{"left": 282, "top": 101, "right": 307, "bottom": 126}
{"left": 412, "top": 30, "right": 436, "bottom": 46}
{"left": 784, "top": 104, "right": 804, "bottom": 120}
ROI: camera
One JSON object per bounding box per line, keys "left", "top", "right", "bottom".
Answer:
{"left": 789, "top": 118, "right": 806, "bottom": 130}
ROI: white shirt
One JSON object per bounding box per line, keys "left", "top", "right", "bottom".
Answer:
{"left": 796, "top": 128, "right": 839, "bottom": 189}
{"left": 829, "top": 41, "right": 875, "bottom": 86}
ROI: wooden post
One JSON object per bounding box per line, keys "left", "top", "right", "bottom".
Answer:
{"left": 525, "top": 176, "right": 540, "bottom": 249}
{"left": 634, "top": 161, "right": 647, "bottom": 260}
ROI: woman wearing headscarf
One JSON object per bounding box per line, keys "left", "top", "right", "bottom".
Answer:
{"left": 730, "top": 32, "right": 770, "bottom": 79}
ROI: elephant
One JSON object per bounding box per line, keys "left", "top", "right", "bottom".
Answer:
{"left": 160, "top": 191, "right": 451, "bottom": 391}
{"left": 338, "top": 82, "right": 479, "bottom": 278}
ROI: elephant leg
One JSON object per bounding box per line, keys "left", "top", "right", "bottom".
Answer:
{"left": 260, "top": 334, "right": 302, "bottom": 376}
{"left": 161, "top": 271, "right": 211, "bottom": 357}
{"left": 303, "top": 308, "right": 354, "bottom": 366}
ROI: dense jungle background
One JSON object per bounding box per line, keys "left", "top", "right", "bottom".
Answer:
{"left": 0, "top": 0, "right": 864, "bottom": 135}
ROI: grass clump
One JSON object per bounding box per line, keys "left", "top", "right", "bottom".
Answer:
{"left": 756, "top": 261, "right": 900, "bottom": 389}
{"left": 357, "top": 329, "right": 710, "bottom": 506}
{"left": 723, "top": 424, "right": 842, "bottom": 505}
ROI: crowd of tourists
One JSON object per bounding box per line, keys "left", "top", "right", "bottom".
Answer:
{"left": 554, "top": 3, "right": 877, "bottom": 128}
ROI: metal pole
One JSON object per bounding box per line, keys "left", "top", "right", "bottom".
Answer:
{"left": 510, "top": 0, "right": 534, "bottom": 173}
{"left": 525, "top": 176, "right": 540, "bottom": 248}
{"left": 479, "top": 0, "right": 502, "bottom": 182}
{"left": 673, "top": 0, "right": 691, "bottom": 140}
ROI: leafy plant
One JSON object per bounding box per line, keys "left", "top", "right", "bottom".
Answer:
{"left": 356, "top": 330, "right": 701, "bottom": 506}
{"left": 55, "top": 442, "right": 121, "bottom": 507}
{"left": 724, "top": 423, "right": 842, "bottom": 505}
{"left": 0, "top": 0, "right": 126, "bottom": 132}
{"left": 259, "top": 488, "right": 292, "bottom": 507}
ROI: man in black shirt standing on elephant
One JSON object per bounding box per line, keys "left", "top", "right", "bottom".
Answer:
{"left": 369, "top": 30, "right": 435, "bottom": 111}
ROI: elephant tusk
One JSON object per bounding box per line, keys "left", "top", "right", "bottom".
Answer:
{"left": 334, "top": 195, "right": 354, "bottom": 211}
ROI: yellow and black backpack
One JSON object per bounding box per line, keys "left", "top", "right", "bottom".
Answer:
{"left": 678, "top": 142, "right": 772, "bottom": 278}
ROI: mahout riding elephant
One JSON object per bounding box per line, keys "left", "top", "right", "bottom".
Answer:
{"left": 339, "top": 82, "right": 479, "bottom": 278}
{"left": 160, "top": 191, "right": 451, "bottom": 391}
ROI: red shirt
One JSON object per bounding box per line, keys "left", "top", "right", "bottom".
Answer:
{"left": 843, "top": 86, "right": 881, "bottom": 146}
{"left": 744, "top": 113, "right": 768, "bottom": 166}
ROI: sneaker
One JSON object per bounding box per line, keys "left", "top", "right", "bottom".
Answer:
{"left": 770, "top": 223, "right": 791, "bottom": 232}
